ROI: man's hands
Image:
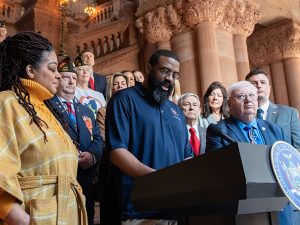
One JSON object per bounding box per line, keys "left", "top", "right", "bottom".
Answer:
{"left": 5, "top": 203, "right": 30, "bottom": 225}
{"left": 78, "top": 151, "right": 95, "bottom": 170}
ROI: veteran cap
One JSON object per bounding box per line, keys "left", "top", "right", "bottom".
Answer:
{"left": 0, "top": 21, "right": 6, "bottom": 28}
{"left": 58, "top": 56, "right": 76, "bottom": 73}
{"left": 74, "top": 55, "right": 88, "bottom": 67}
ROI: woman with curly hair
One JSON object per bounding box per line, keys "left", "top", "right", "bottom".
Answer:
{"left": 0, "top": 32, "right": 87, "bottom": 225}
{"left": 200, "top": 81, "right": 229, "bottom": 129}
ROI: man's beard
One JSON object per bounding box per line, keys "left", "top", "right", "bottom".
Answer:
{"left": 148, "top": 72, "right": 174, "bottom": 104}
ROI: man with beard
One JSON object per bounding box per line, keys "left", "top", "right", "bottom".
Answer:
{"left": 105, "top": 49, "right": 193, "bottom": 225}
{"left": 206, "top": 81, "right": 286, "bottom": 152}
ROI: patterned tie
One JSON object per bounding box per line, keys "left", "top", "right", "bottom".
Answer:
{"left": 65, "top": 102, "right": 77, "bottom": 124}
{"left": 189, "top": 128, "right": 200, "bottom": 156}
{"left": 89, "top": 77, "right": 95, "bottom": 90}
{"left": 257, "top": 108, "right": 264, "bottom": 119}
{"left": 243, "top": 125, "right": 263, "bottom": 144}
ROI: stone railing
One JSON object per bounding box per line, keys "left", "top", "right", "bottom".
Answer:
{"left": 84, "top": 1, "right": 114, "bottom": 29}
{"left": 76, "top": 24, "right": 129, "bottom": 59}
{"left": 0, "top": 0, "right": 23, "bottom": 23}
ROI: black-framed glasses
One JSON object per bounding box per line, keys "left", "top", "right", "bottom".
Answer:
{"left": 159, "top": 67, "right": 179, "bottom": 80}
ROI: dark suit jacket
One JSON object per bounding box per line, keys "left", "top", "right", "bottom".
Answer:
{"left": 49, "top": 96, "right": 104, "bottom": 193}
{"left": 92, "top": 72, "right": 107, "bottom": 97}
{"left": 206, "top": 116, "right": 286, "bottom": 152}
{"left": 198, "top": 125, "right": 206, "bottom": 155}
{"left": 267, "top": 102, "right": 300, "bottom": 148}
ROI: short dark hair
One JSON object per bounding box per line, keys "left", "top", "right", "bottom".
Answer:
{"left": 245, "top": 68, "right": 271, "bottom": 83}
{"left": 149, "top": 49, "right": 179, "bottom": 67}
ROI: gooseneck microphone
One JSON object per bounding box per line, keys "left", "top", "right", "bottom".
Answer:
{"left": 209, "top": 124, "right": 236, "bottom": 144}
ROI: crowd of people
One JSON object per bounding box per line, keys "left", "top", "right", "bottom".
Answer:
{"left": 0, "top": 29, "right": 299, "bottom": 225}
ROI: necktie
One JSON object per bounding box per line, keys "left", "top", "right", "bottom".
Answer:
{"left": 89, "top": 77, "right": 95, "bottom": 90}
{"left": 243, "top": 125, "right": 263, "bottom": 144}
{"left": 189, "top": 128, "right": 200, "bottom": 156}
{"left": 257, "top": 108, "right": 264, "bottom": 119}
{"left": 65, "top": 102, "right": 77, "bottom": 124}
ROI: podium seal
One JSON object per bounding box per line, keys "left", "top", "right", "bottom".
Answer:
{"left": 271, "top": 141, "right": 300, "bottom": 210}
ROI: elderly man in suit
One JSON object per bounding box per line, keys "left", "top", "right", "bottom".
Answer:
{"left": 245, "top": 68, "right": 300, "bottom": 149}
{"left": 245, "top": 69, "right": 300, "bottom": 225}
{"left": 206, "top": 81, "right": 286, "bottom": 151}
{"left": 178, "top": 93, "right": 206, "bottom": 156}
{"left": 82, "top": 50, "right": 107, "bottom": 97}
{"left": 49, "top": 57, "right": 104, "bottom": 225}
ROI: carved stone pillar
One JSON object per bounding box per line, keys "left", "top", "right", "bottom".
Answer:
{"left": 248, "top": 19, "right": 300, "bottom": 110}
{"left": 171, "top": 30, "right": 200, "bottom": 95}
{"left": 233, "top": 1, "right": 260, "bottom": 80}
{"left": 135, "top": 6, "right": 175, "bottom": 49}
{"left": 196, "top": 21, "right": 221, "bottom": 92}
{"left": 156, "top": 40, "right": 171, "bottom": 50}
{"left": 182, "top": 0, "right": 227, "bottom": 92}
{"left": 270, "top": 61, "right": 288, "bottom": 105}
{"left": 284, "top": 58, "right": 300, "bottom": 110}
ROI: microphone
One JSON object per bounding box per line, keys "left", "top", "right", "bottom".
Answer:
{"left": 209, "top": 124, "right": 236, "bottom": 144}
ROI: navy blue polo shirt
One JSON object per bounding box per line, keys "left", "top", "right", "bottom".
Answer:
{"left": 106, "top": 84, "right": 193, "bottom": 220}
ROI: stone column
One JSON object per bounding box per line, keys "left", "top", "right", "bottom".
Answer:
{"left": 233, "top": 1, "right": 260, "bottom": 80}
{"left": 270, "top": 61, "right": 289, "bottom": 105}
{"left": 261, "top": 64, "right": 274, "bottom": 103}
{"left": 233, "top": 35, "right": 250, "bottom": 80}
{"left": 247, "top": 20, "right": 300, "bottom": 107}
{"left": 283, "top": 58, "right": 300, "bottom": 111}
{"left": 135, "top": 7, "right": 173, "bottom": 50}
{"left": 196, "top": 21, "right": 222, "bottom": 92}
{"left": 171, "top": 30, "right": 200, "bottom": 95}
{"left": 156, "top": 40, "right": 171, "bottom": 50}
{"left": 179, "top": 0, "right": 228, "bottom": 93}
{"left": 216, "top": 29, "right": 238, "bottom": 87}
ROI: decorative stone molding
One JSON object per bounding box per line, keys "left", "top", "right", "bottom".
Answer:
{"left": 182, "top": 0, "right": 226, "bottom": 28}
{"left": 248, "top": 19, "right": 300, "bottom": 67}
{"left": 233, "top": 0, "right": 261, "bottom": 36}
{"left": 135, "top": 5, "right": 180, "bottom": 43}
{"left": 136, "top": 0, "right": 260, "bottom": 44}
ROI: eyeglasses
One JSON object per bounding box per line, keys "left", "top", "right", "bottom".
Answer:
{"left": 159, "top": 67, "right": 179, "bottom": 80}
{"left": 233, "top": 93, "right": 257, "bottom": 102}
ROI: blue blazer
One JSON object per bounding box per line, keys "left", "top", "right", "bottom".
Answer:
{"left": 206, "top": 116, "right": 286, "bottom": 152}
{"left": 49, "top": 95, "right": 103, "bottom": 161}
{"left": 267, "top": 102, "right": 300, "bottom": 149}
{"left": 93, "top": 72, "right": 107, "bottom": 97}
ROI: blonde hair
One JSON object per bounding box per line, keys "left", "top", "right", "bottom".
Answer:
{"left": 169, "top": 79, "right": 181, "bottom": 104}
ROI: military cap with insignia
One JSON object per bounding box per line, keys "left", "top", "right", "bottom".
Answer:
{"left": 74, "top": 55, "right": 88, "bottom": 67}
{"left": 58, "top": 56, "right": 76, "bottom": 73}
{"left": 0, "top": 20, "right": 6, "bottom": 28}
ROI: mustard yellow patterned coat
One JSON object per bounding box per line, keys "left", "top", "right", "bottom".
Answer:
{"left": 0, "top": 80, "right": 88, "bottom": 225}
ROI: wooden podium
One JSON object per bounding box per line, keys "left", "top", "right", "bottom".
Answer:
{"left": 131, "top": 143, "right": 288, "bottom": 225}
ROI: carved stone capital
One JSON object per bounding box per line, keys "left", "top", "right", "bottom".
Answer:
{"left": 247, "top": 19, "right": 300, "bottom": 67}
{"left": 135, "top": 3, "right": 185, "bottom": 44}
{"left": 182, "top": 0, "right": 227, "bottom": 28}
{"left": 233, "top": 0, "right": 261, "bottom": 36}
